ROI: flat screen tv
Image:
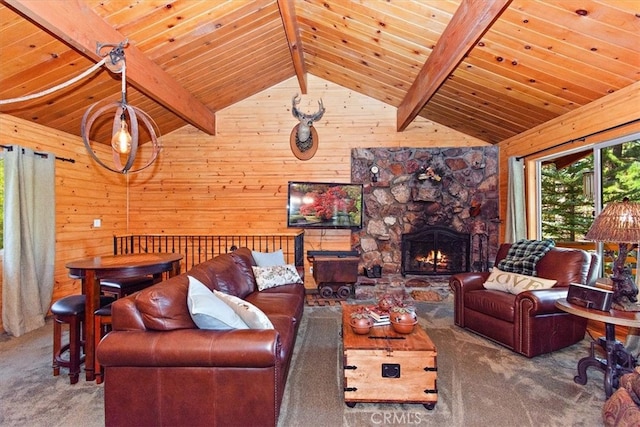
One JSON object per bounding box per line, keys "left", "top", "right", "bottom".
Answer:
{"left": 287, "top": 181, "right": 363, "bottom": 229}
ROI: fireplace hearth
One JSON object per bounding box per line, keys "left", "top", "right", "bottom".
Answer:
{"left": 401, "top": 226, "right": 471, "bottom": 276}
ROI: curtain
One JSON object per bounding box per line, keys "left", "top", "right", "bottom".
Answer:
{"left": 505, "top": 156, "right": 526, "bottom": 243}
{"left": 2, "top": 146, "right": 55, "bottom": 337}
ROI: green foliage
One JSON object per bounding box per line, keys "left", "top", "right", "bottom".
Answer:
{"left": 541, "top": 158, "right": 593, "bottom": 241}
{"left": 541, "top": 139, "right": 640, "bottom": 242}
{"left": 601, "top": 140, "right": 640, "bottom": 203}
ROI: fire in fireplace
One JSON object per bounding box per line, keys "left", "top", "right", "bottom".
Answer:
{"left": 401, "top": 226, "right": 471, "bottom": 276}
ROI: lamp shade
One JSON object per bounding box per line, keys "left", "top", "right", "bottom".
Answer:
{"left": 584, "top": 199, "right": 640, "bottom": 243}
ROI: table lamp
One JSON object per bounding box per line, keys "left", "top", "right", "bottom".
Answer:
{"left": 585, "top": 198, "right": 640, "bottom": 308}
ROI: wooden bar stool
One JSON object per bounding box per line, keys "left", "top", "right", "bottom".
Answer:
{"left": 52, "top": 295, "right": 114, "bottom": 384}
{"left": 100, "top": 275, "right": 154, "bottom": 299}
{"left": 51, "top": 295, "right": 86, "bottom": 384}
{"left": 94, "top": 304, "right": 112, "bottom": 385}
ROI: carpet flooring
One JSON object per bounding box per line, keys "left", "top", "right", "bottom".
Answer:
{"left": 0, "top": 299, "right": 607, "bottom": 427}
{"left": 279, "top": 300, "right": 606, "bottom": 427}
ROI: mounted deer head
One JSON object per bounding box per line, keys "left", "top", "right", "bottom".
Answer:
{"left": 291, "top": 94, "right": 325, "bottom": 143}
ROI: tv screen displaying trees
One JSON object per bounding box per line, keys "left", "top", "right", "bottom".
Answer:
{"left": 287, "top": 181, "right": 363, "bottom": 229}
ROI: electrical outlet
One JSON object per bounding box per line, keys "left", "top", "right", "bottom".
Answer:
{"left": 93, "top": 219, "right": 101, "bottom": 228}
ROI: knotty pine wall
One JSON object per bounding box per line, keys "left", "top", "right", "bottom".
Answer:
{"left": 0, "top": 75, "right": 483, "bottom": 332}
{"left": 2, "top": 76, "right": 636, "bottom": 333}
{"left": 125, "top": 75, "right": 487, "bottom": 284}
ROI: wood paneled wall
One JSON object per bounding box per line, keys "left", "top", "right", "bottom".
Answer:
{"left": 2, "top": 75, "right": 637, "bottom": 333}
{"left": 125, "top": 75, "right": 486, "bottom": 284}
{"left": 0, "top": 114, "right": 127, "bottom": 332}
{"left": 0, "top": 75, "right": 483, "bottom": 331}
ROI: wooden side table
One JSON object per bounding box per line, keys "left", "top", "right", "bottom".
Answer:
{"left": 555, "top": 298, "right": 640, "bottom": 398}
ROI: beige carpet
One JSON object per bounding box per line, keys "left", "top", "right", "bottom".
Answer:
{"left": 279, "top": 300, "right": 606, "bottom": 427}
{"left": 0, "top": 300, "right": 606, "bottom": 427}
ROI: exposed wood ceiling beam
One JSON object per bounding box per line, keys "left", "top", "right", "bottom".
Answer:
{"left": 277, "top": 0, "right": 307, "bottom": 94}
{"left": 5, "top": 0, "right": 217, "bottom": 135}
{"left": 397, "top": 0, "right": 512, "bottom": 132}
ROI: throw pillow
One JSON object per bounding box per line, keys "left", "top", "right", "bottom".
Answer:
{"left": 214, "top": 290, "right": 274, "bottom": 329}
{"left": 497, "top": 238, "right": 556, "bottom": 276}
{"left": 186, "top": 276, "right": 249, "bottom": 330}
{"left": 483, "top": 268, "right": 557, "bottom": 295}
{"left": 251, "top": 249, "right": 286, "bottom": 267}
{"left": 252, "top": 264, "right": 303, "bottom": 291}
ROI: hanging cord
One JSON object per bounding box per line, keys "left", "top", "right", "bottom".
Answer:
{"left": 0, "top": 58, "right": 107, "bottom": 105}
{"left": 120, "top": 60, "right": 127, "bottom": 104}
{"left": 0, "top": 39, "right": 128, "bottom": 105}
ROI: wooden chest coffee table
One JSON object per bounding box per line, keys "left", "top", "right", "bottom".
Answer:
{"left": 341, "top": 303, "right": 438, "bottom": 409}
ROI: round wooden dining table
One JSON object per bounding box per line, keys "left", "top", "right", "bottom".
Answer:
{"left": 66, "top": 252, "right": 183, "bottom": 381}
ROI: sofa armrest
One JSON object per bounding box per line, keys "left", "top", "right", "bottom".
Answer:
{"left": 515, "top": 287, "right": 569, "bottom": 316}
{"left": 449, "top": 272, "right": 491, "bottom": 327}
{"left": 449, "top": 272, "right": 491, "bottom": 293}
{"left": 97, "top": 328, "right": 280, "bottom": 368}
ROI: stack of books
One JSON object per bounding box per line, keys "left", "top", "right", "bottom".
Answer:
{"left": 366, "top": 306, "right": 390, "bottom": 326}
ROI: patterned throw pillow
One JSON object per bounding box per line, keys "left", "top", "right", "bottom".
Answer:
{"left": 252, "top": 264, "right": 303, "bottom": 291}
{"left": 483, "top": 268, "right": 557, "bottom": 294}
{"left": 497, "top": 238, "right": 555, "bottom": 276}
{"left": 214, "top": 290, "right": 274, "bottom": 329}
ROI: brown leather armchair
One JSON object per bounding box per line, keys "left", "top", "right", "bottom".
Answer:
{"left": 450, "top": 244, "right": 599, "bottom": 358}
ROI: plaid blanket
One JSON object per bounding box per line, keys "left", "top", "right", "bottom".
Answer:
{"left": 497, "top": 238, "right": 556, "bottom": 276}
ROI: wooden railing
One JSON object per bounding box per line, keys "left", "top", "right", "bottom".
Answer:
{"left": 113, "top": 232, "right": 305, "bottom": 272}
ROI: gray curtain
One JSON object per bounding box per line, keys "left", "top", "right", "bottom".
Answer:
{"left": 505, "top": 156, "right": 526, "bottom": 243}
{"left": 2, "top": 146, "right": 55, "bottom": 337}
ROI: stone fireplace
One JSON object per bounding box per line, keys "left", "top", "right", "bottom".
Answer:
{"left": 401, "top": 226, "right": 470, "bottom": 276}
{"left": 350, "top": 147, "right": 500, "bottom": 278}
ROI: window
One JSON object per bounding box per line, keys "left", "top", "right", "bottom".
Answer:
{"left": 540, "top": 150, "right": 594, "bottom": 241}
{"left": 539, "top": 135, "right": 640, "bottom": 241}
{"left": 537, "top": 134, "right": 640, "bottom": 278}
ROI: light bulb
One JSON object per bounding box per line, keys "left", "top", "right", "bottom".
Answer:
{"left": 111, "top": 119, "right": 132, "bottom": 154}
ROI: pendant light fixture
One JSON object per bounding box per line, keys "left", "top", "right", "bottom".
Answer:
{"left": 81, "top": 40, "right": 161, "bottom": 174}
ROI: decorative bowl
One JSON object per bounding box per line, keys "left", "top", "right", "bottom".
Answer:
{"left": 390, "top": 318, "right": 418, "bottom": 334}
{"left": 350, "top": 318, "right": 373, "bottom": 335}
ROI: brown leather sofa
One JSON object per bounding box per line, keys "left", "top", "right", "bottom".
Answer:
{"left": 97, "top": 247, "right": 305, "bottom": 427}
{"left": 450, "top": 244, "right": 599, "bottom": 358}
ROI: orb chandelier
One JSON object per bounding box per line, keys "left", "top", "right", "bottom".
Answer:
{"left": 81, "top": 41, "right": 161, "bottom": 174}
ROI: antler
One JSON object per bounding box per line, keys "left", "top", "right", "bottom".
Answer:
{"left": 291, "top": 94, "right": 325, "bottom": 143}
{"left": 292, "top": 94, "right": 303, "bottom": 120}
{"left": 310, "top": 99, "right": 325, "bottom": 122}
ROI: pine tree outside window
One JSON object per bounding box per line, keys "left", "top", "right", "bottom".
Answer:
{"left": 538, "top": 135, "right": 640, "bottom": 278}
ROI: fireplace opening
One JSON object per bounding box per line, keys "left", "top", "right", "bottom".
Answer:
{"left": 401, "top": 226, "right": 471, "bottom": 276}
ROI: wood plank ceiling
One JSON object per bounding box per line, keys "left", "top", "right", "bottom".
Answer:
{"left": 0, "top": 0, "right": 638, "bottom": 145}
